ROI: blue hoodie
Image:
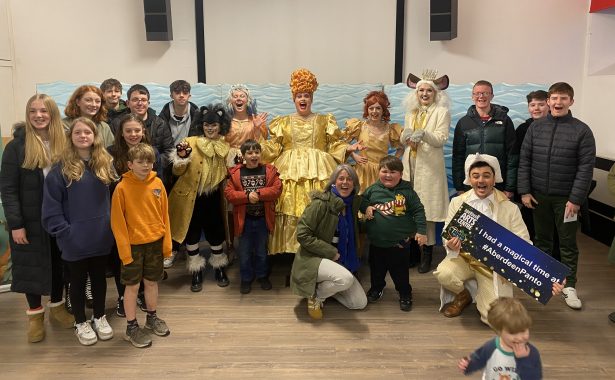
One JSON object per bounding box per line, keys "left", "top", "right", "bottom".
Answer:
{"left": 42, "top": 163, "right": 114, "bottom": 261}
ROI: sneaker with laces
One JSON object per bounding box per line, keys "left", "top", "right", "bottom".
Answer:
{"left": 116, "top": 297, "right": 126, "bottom": 317}
{"left": 65, "top": 284, "right": 73, "bottom": 315}
{"left": 562, "top": 287, "right": 582, "bottom": 309}
{"left": 366, "top": 288, "right": 384, "bottom": 303}
{"left": 75, "top": 321, "right": 97, "bottom": 346}
{"left": 92, "top": 315, "right": 114, "bottom": 340}
{"left": 125, "top": 326, "right": 152, "bottom": 348}
{"left": 85, "top": 277, "right": 93, "bottom": 309}
{"left": 163, "top": 251, "right": 177, "bottom": 269}
{"left": 307, "top": 296, "right": 323, "bottom": 320}
{"left": 145, "top": 314, "right": 170, "bottom": 336}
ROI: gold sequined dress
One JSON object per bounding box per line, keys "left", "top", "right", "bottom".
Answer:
{"left": 261, "top": 114, "right": 348, "bottom": 254}
{"left": 342, "top": 118, "right": 402, "bottom": 194}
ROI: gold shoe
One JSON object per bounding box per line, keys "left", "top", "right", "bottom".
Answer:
{"left": 307, "top": 296, "right": 323, "bottom": 320}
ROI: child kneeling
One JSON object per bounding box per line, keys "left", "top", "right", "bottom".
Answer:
{"left": 111, "top": 143, "right": 172, "bottom": 348}
{"left": 360, "top": 156, "right": 427, "bottom": 312}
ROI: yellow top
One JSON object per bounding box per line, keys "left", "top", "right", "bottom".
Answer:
{"left": 111, "top": 171, "right": 172, "bottom": 265}
{"left": 168, "top": 136, "right": 229, "bottom": 243}
{"left": 342, "top": 118, "right": 402, "bottom": 193}
{"left": 260, "top": 113, "right": 347, "bottom": 254}
{"left": 261, "top": 114, "right": 347, "bottom": 188}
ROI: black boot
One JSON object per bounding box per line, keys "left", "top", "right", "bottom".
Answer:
{"left": 418, "top": 245, "right": 433, "bottom": 274}
{"left": 191, "top": 270, "right": 203, "bottom": 292}
{"left": 215, "top": 268, "right": 229, "bottom": 287}
{"left": 210, "top": 249, "right": 230, "bottom": 287}
{"left": 187, "top": 251, "right": 206, "bottom": 293}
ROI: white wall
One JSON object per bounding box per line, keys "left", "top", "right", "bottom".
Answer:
{"left": 5, "top": 0, "right": 197, "bottom": 138}
{"left": 0, "top": 0, "right": 15, "bottom": 139}
{"left": 404, "top": 0, "right": 589, "bottom": 86}
{"left": 202, "top": 0, "right": 396, "bottom": 84}
{"left": 581, "top": 10, "right": 615, "bottom": 159}
{"left": 3, "top": 0, "right": 613, "bottom": 156}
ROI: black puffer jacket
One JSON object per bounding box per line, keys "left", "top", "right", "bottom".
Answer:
{"left": 0, "top": 124, "right": 52, "bottom": 295}
{"left": 452, "top": 104, "right": 517, "bottom": 192}
{"left": 517, "top": 112, "right": 595, "bottom": 205}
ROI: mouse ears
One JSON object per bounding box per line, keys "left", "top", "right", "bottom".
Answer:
{"left": 406, "top": 71, "right": 450, "bottom": 91}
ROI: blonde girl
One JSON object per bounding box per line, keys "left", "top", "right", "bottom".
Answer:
{"left": 42, "top": 117, "right": 117, "bottom": 346}
{"left": 1, "top": 94, "right": 73, "bottom": 342}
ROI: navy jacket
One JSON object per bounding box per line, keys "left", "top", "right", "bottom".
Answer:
{"left": 518, "top": 112, "right": 595, "bottom": 205}
{"left": 42, "top": 164, "right": 114, "bottom": 261}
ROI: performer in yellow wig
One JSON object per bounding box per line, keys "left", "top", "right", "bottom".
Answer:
{"left": 261, "top": 68, "right": 362, "bottom": 254}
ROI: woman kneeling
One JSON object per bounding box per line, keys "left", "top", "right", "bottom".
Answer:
{"left": 290, "top": 164, "right": 367, "bottom": 320}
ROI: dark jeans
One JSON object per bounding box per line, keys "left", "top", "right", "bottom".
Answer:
{"left": 65, "top": 255, "right": 108, "bottom": 323}
{"left": 368, "top": 244, "right": 411, "bottom": 297}
{"left": 533, "top": 193, "right": 580, "bottom": 288}
{"left": 238, "top": 217, "right": 269, "bottom": 282}
{"left": 25, "top": 237, "right": 64, "bottom": 309}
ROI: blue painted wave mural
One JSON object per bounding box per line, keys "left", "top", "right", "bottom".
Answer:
{"left": 37, "top": 81, "right": 547, "bottom": 193}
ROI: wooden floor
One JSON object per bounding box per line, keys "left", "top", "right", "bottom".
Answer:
{"left": 1, "top": 232, "right": 615, "bottom": 379}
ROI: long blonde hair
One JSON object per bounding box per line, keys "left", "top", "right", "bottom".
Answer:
{"left": 60, "top": 117, "right": 117, "bottom": 186}
{"left": 22, "top": 94, "right": 66, "bottom": 170}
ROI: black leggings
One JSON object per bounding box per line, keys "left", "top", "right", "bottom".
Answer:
{"left": 25, "top": 237, "right": 65, "bottom": 309}
{"left": 65, "top": 255, "right": 108, "bottom": 324}
{"left": 185, "top": 189, "right": 225, "bottom": 247}
{"left": 109, "top": 245, "right": 125, "bottom": 298}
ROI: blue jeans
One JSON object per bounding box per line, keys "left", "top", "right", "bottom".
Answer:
{"left": 238, "top": 217, "right": 269, "bottom": 282}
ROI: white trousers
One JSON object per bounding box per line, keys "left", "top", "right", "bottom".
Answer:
{"left": 316, "top": 259, "right": 367, "bottom": 310}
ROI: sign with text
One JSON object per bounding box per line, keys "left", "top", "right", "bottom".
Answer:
{"left": 442, "top": 203, "right": 570, "bottom": 304}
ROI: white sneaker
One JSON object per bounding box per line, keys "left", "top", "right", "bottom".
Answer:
{"left": 75, "top": 321, "right": 97, "bottom": 346}
{"left": 92, "top": 315, "right": 114, "bottom": 340}
{"left": 163, "top": 251, "right": 177, "bottom": 269}
{"left": 562, "top": 287, "right": 582, "bottom": 310}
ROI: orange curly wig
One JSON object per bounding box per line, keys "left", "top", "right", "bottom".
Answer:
{"left": 289, "top": 68, "right": 318, "bottom": 99}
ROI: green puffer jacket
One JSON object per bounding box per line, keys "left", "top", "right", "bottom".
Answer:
{"left": 290, "top": 191, "right": 360, "bottom": 298}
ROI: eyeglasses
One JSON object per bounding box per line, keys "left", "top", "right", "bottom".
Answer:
{"left": 130, "top": 98, "right": 149, "bottom": 104}
{"left": 472, "top": 92, "right": 492, "bottom": 98}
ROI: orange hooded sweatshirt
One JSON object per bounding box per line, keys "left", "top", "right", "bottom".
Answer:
{"left": 111, "top": 170, "right": 172, "bottom": 265}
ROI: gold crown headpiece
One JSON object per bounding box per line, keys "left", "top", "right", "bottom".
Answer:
{"left": 421, "top": 69, "right": 438, "bottom": 81}
{"left": 406, "top": 69, "right": 449, "bottom": 90}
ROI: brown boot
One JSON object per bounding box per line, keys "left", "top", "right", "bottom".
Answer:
{"left": 26, "top": 308, "right": 45, "bottom": 343}
{"left": 443, "top": 289, "right": 472, "bottom": 318}
{"left": 48, "top": 299, "right": 75, "bottom": 329}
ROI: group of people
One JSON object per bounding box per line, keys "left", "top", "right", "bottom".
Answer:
{"left": 1, "top": 67, "right": 598, "bottom": 378}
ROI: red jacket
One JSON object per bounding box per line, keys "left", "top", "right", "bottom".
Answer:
{"left": 224, "top": 163, "right": 282, "bottom": 236}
